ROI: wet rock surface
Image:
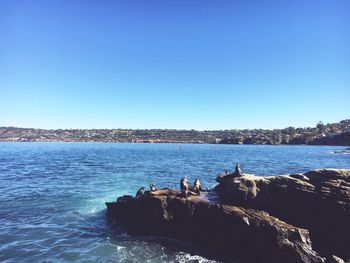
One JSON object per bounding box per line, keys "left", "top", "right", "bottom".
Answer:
{"left": 107, "top": 191, "right": 323, "bottom": 262}
{"left": 214, "top": 169, "right": 350, "bottom": 261}
{"left": 106, "top": 168, "right": 350, "bottom": 262}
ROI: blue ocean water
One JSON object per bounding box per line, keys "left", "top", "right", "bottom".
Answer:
{"left": 0, "top": 142, "right": 349, "bottom": 262}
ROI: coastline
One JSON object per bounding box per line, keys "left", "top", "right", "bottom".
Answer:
{"left": 1, "top": 119, "right": 349, "bottom": 145}
{"left": 1, "top": 140, "right": 350, "bottom": 147}
{"left": 1, "top": 140, "right": 349, "bottom": 146}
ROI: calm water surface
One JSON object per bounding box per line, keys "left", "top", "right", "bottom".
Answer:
{"left": 0, "top": 142, "right": 349, "bottom": 262}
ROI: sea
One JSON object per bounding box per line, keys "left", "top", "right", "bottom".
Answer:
{"left": 0, "top": 142, "right": 349, "bottom": 263}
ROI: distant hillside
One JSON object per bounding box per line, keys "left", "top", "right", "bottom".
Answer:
{"left": 219, "top": 119, "right": 350, "bottom": 146}
{"left": 0, "top": 119, "right": 349, "bottom": 145}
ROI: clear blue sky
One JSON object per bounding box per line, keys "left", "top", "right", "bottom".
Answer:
{"left": 0, "top": 0, "right": 349, "bottom": 130}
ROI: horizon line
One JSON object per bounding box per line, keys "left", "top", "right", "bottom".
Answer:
{"left": 1, "top": 119, "right": 348, "bottom": 132}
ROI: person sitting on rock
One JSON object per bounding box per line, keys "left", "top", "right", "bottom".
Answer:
{"left": 150, "top": 182, "right": 156, "bottom": 191}
{"left": 135, "top": 186, "right": 145, "bottom": 198}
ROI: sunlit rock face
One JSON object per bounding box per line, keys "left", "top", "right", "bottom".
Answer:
{"left": 106, "top": 191, "right": 323, "bottom": 263}
{"left": 215, "top": 169, "right": 350, "bottom": 261}
{"left": 106, "top": 168, "right": 350, "bottom": 262}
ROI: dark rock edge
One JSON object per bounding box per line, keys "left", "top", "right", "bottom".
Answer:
{"left": 106, "top": 169, "right": 350, "bottom": 263}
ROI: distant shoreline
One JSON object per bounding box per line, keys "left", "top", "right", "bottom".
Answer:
{"left": 1, "top": 119, "right": 349, "bottom": 146}
{"left": 0, "top": 140, "right": 349, "bottom": 147}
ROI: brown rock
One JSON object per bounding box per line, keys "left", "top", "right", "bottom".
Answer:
{"left": 106, "top": 194, "right": 323, "bottom": 263}
{"left": 214, "top": 169, "right": 350, "bottom": 261}
{"left": 326, "top": 255, "right": 345, "bottom": 263}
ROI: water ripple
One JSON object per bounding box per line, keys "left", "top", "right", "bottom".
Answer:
{"left": 0, "top": 142, "right": 349, "bottom": 262}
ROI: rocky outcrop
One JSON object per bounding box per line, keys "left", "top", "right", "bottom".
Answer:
{"left": 107, "top": 193, "right": 323, "bottom": 263}
{"left": 106, "top": 168, "right": 350, "bottom": 262}
{"left": 309, "top": 132, "right": 350, "bottom": 146}
{"left": 214, "top": 169, "right": 350, "bottom": 261}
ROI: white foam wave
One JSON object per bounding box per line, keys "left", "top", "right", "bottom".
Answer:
{"left": 175, "top": 252, "right": 218, "bottom": 263}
